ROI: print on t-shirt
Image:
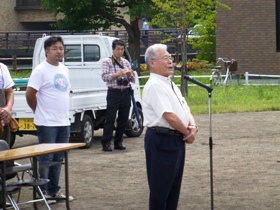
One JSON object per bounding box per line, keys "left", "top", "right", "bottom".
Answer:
{"left": 53, "top": 74, "right": 69, "bottom": 92}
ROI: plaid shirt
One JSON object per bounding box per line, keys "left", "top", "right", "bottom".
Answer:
{"left": 101, "top": 56, "right": 135, "bottom": 89}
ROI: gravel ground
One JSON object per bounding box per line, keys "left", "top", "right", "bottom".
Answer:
{"left": 10, "top": 111, "right": 280, "bottom": 210}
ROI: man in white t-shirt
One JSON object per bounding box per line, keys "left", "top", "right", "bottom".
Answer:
{"left": 0, "top": 63, "right": 15, "bottom": 147}
{"left": 26, "top": 36, "right": 73, "bottom": 204}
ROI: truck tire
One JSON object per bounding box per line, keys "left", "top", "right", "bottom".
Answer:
{"left": 77, "top": 114, "right": 94, "bottom": 149}
{"left": 124, "top": 107, "right": 144, "bottom": 137}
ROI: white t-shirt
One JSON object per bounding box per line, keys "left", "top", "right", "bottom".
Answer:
{"left": 142, "top": 73, "right": 190, "bottom": 129}
{"left": 0, "top": 63, "right": 15, "bottom": 89}
{"left": 28, "top": 60, "right": 71, "bottom": 126}
{"left": 142, "top": 21, "right": 149, "bottom": 30}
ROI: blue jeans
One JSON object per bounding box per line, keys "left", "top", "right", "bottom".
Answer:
{"left": 36, "top": 126, "right": 70, "bottom": 194}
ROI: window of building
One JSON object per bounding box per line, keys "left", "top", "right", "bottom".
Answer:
{"left": 15, "top": 0, "right": 42, "bottom": 10}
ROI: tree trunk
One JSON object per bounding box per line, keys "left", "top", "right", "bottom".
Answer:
{"left": 124, "top": 19, "right": 141, "bottom": 75}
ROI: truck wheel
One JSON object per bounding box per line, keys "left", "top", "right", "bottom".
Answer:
{"left": 124, "top": 107, "right": 144, "bottom": 137}
{"left": 10, "top": 132, "right": 16, "bottom": 148}
{"left": 78, "top": 115, "right": 94, "bottom": 149}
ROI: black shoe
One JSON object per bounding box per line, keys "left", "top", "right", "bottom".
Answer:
{"left": 114, "top": 143, "right": 126, "bottom": 150}
{"left": 102, "top": 144, "right": 112, "bottom": 152}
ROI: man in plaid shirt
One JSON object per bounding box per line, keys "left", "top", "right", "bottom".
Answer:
{"left": 101, "top": 39, "right": 135, "bottom": 152}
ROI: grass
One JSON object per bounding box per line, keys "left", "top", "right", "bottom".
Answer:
{"left": 10, "top": 70, "right": 31, "bottom": 78}
{"left": 139, "top": 69, "right": 280, "bottom": 115}
{"left": 187, "top": 85, "right": 280, "bottom": 115}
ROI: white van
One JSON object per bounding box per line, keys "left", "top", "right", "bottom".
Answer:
{"left": 11, "top": 34, "right": 143, "bottom": 148}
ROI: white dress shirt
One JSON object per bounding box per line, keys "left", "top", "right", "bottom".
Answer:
{"left": 142, "top": 73, "right": 190, "bottom": 129}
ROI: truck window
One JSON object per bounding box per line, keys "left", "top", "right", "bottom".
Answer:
{"left": 64, "top": 45, "right": 81, "bottom": 62}
{"left": 84, "top": 45, "right": 100, "bottom": 61}
{"left": 64, "top": 45, "right": 100, "bottom": 63}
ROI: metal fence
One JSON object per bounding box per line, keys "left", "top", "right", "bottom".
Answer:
{"left": 0, "top": 29, "right": 179, "bottom": 51}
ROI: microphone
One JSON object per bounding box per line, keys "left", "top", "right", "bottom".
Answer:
{"left": 184, "top": 75, "right": 213, "bottom": 93}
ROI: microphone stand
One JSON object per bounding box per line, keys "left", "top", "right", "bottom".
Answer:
{"left": 184, "top": 76, "right": 214, "bottom": 210}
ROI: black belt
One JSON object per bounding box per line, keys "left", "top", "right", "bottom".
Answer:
{"left": 149, "top": 126, "right": 183, "bottom": 137}
{"left": 108, "top": 87, "right": 129, "bottom": 91}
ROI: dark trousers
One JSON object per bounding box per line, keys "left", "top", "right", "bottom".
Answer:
{"left": 144, "top": 128, "right": 186, "bottom": 210}
{"left": 142, "top": 30, "right": 149, "bottom": 47}
{"left": 102, "top": 88, "right": 131, "bottom": 145}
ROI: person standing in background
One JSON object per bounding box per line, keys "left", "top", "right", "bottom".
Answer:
{"left": 101, "top": 39, "right": 135, "bottom": 152}
{"left": 26, "top": 35, "right": 73, "bottom": 204}
{"left": 142, "top": 43, "right": 198, "bottom": 210}
{"left": 142, "top": 18, "right": 149, "bottom": 47}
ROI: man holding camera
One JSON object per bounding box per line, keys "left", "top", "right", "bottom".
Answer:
{"left": 101, "top": 39, "right": 135, "bottom": 152}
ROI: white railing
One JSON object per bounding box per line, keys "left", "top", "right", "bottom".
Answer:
{"left": 244, "top": 72, "right": 280, "bottom": 86}
{"left": 138, "top": 72, "right": 280, "bottom": 88}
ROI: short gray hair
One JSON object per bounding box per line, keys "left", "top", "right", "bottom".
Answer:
{"left": 144, "top": 44, "right": 167, "bottom": 70}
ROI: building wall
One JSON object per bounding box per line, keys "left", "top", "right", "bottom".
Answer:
{"left": 0, "top": 1, "right": 23, "bottom": 31}
{"left": 217, "top": 0, "right": 280, "bottom": 75}
{"left": 0, "top": 0, "right": 128, "bottom": 31}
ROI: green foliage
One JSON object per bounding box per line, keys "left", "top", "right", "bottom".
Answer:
{"left": 150, "top": 0, "right": 221, "bottom": 96}
{"left": 41, "top": 0, "right": 156, "bottom": 61}
{"left": 188, "top": 16, "right": 217, "bottom": 62}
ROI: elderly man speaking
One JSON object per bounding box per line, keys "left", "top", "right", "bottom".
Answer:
{"left": 142, "top": 44, "right": 198, "bottom": 210}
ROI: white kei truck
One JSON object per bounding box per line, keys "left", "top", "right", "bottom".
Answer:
{"left": 11, "top": 34, "right": 144, "bottom": 148}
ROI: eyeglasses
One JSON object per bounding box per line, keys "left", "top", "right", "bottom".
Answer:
{"left": 151, "top": 55, "right": 174, "bottom": 62}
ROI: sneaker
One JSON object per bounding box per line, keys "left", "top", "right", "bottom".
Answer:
{"left": 52, "top": 190, "right": 74, "bottom": 202}
{"left": 42, "top": 191, "right": 56, "bottom": 205}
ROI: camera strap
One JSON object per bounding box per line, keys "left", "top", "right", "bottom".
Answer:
{"left": 111, "top": 57, "right": 124, "bottom": 72}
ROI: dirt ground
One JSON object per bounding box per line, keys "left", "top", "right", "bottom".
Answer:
{"left": 12, "top": 111, "right": 280, "bottom": 210}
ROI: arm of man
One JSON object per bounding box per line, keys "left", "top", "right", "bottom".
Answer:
{"left": 26, "top": 87, "right": 37, "bottom": 113}
{"left": 0, "top": 87, "right": 14, "bottom": 124}
{"left": 4, "top": 87, "right": 14, "bottom": 113}
{"left": 163, "top": 112, "right": 197, "bottom": 144}
{"left": 184, "top": 113, "right": 197, "bottom": 144}
{"left": 112, "top": 69, "right": 131, "bottom": 79}
{"left": 102, "top": 58, "right": 129, "bottom": 81}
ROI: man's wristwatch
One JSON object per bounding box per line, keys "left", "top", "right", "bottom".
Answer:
{"left": 189, "top": 125, "right": 198, "bottom": 133}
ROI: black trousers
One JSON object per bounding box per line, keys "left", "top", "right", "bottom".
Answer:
{"left": 144, "top": 128, "right": 186, "bottom": 210}
{"left": 102, "top": 88, "right": 131, "bottom": 145}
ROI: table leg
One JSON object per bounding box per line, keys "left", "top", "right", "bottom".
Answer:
{"left": 32, "top": 157, "right": 40, "bottom": 210}
{"left": 65, "top": 151, "right": 70, "bottom": 210}
{"left": 1, "top": 162, "right": 7, "bottom": 210}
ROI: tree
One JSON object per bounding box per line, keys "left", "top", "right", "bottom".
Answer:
{"left": 41, "top": 0, "right": 155, "bottom": 64}
{"left": 187, "top": 1, "right": 217, "bottom": 63}
{"left": 151, "top": 0, "right": 227, "bottom": 96}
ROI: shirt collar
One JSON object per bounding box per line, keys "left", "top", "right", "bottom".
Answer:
{"left": 112, "top": 56, "right": 123, "bottom": 63}
{"left": 150, "top": 73, "right": 173, "bottom": 83}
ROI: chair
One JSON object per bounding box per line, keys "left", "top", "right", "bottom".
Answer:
{"left": 0, "top": 140, "right": 51, "bottom": 210}
{"left": 0, "top": 140, "right": 21, "bottom": 210}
